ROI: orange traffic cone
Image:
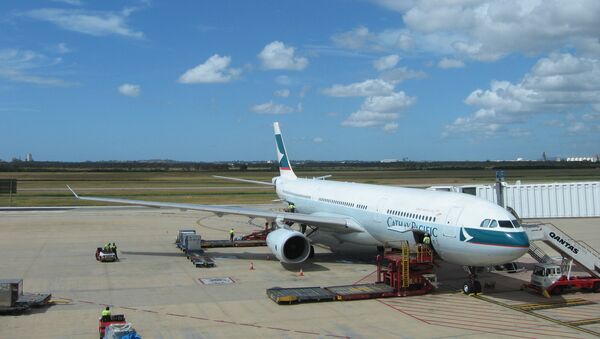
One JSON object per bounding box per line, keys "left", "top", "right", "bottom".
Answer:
{"left": 250, "top": 262, "right": 255, "bottom": 270}
{"left": 299, "top": 268, "right": 304, "bottom": 277}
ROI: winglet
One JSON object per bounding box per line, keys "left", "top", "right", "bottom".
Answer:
{"left": 66, "top": 185, "right": 80, "bottom": 199}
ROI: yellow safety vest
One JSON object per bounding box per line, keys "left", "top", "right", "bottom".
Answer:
{"left": 230, "top": 230, "right": 234, "bottom": 235}
{"left": 423, "top": 237, "right": 431, "bottom": 245}
{"left": 102, "top": 309, "right": 111, "bottom": 317}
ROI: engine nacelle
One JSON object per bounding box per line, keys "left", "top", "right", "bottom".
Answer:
{"left": 266, "top": 228, "right": 311, "bottom": 264}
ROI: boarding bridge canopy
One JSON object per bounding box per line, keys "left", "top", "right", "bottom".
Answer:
{"left": 524, "top": 223, "right": 600, "bottom": 278}
{"left": 429, "top": 181, "right": 600, "bottom": 219}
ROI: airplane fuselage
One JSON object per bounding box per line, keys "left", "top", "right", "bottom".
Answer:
{"left": 276, "top": 176, "right": 530, "bottom": 266}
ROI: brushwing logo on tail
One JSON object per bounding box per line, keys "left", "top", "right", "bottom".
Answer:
{"left": 275, "top": 134, "right": 290, "bottom": 170}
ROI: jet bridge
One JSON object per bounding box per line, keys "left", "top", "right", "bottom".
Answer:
{"left": 524, "top": 223, "right": 600, "bottom": 277}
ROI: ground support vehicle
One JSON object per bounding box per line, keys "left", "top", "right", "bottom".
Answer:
{"left": 523, "top": 262, "right": 600, "bottom": 297}
{"left": 99, "top": 314, "right": 126, "bottom": 338}
{"left": 96, "top": 248, "right": 117, "bottom": 262}
{"left": 0, "top": 279, "right": 51, "bottom": 315}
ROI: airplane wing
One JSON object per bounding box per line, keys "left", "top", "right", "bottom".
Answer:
{"left": 66, "top": 186, "right": 363, "bottom": 234}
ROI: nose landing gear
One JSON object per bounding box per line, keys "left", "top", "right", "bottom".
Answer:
{"left": 462, "top": 266, "right": 483, "bottom": 294}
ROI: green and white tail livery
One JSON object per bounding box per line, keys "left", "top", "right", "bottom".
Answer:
{"left": 273, "top": 122, "right": 297, "bottom": 179}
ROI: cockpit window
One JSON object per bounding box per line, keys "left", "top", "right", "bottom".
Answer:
{"left": 498, "top": 220, "right": 514, "bottom": 228}
{"left": 489, "top": 220, "right": 498, "bottom": 228}
{"left": 511, "top": 219, "right": 521, "bottom": 228}
{"left": 480, "top": 219, "right": 491, "bottom": 227}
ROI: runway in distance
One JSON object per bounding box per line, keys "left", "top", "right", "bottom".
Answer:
{"left": 68, "top": 122, "right": 530, "bottom": 293}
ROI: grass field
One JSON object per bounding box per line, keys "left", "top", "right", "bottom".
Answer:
{"left": 1, "top": 168, "right": 600, "bottom": 206}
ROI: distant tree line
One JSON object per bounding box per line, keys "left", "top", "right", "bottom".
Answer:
{"left": 0, "top": 160, "right": 598, "bottom": 172}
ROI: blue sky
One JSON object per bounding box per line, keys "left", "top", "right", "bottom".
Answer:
{"left": 1, "top": 0, "right": 599, "bottom": 162}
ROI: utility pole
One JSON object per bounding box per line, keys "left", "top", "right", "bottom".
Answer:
{"left": 495, "top": 170, "right": 505, "bottom": 207}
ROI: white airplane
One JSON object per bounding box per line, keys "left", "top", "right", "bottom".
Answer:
{"left": 67, "top": 122, "right": 530, "bottom": 294}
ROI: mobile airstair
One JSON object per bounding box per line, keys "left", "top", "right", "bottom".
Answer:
{"left": 524, "top": 223, "right": 600, "bottom": 278}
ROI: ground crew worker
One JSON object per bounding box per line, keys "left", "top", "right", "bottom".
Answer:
{"left": 101, "top": 306, "right": 111, "bottom": 321}
{"left": 423, "top": 233, "right": 431, "bottom": 248}
{"left": 288, "top": 203, "right": 296, "bottom": 213}
{"left": 104, "top": 243, "right": 111, "bottom": 253}
{"left": 229, "top": 228, "right": 235, "bottom": 242}
{"left": 111, "top": 243, "right": 118, "bottom": 260}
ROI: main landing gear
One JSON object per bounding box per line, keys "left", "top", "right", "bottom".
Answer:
{"left": 462, "top": 266, "right": 482, "bottom": 294}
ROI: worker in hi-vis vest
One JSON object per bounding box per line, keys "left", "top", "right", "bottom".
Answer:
{"left": 229, "top": 228, "right": 235, "bottom": 242}
{"left": 101, "top": 306, "right": 111, "bottom": 321}
{"left": 423, "top": 233, "right": 431, "bottom": 248}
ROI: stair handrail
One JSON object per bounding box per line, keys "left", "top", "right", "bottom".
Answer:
{"left": 577, "top": 240, "right": 600, "bottom": 258}
{"left": 546, "top": 222, "right": 600, "bottom": 257}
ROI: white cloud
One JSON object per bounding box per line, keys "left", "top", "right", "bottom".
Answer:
{"left": 361, "top": 92, "right": 416, "bottom": 112}
{"left": 25, "top": 8, "right": 143, "bottom": 39}
{"left": 383, "top": 122, "right": 399, "bottom": 132}
{"left": 379, "top": 67, "right": 426, "bottom": 83}
{"left": 438, "top": 58, "right": 464, "bottom": 69}
{"left": 313, "top": 137, "right": 323, "bottom": 143}
{"left": 0, "top": 48, "right": 70, "bottom": 86}
{"left": 274, "top": 89, "right": 290, "bottom": 97}
{"left": 342, "top": 91, "right": 416, "bottom": 130}
{"left": 178, "top": 54, "right": 240, "bottom": 84}
{"left": 444, "top": 53, "right": 600, "bottom": 136}
{"left": 342, "top": 111, "right": 400, "bottom": 128}
{"left": 56, "top": 42, "right": 71, "bottom": 54}
{"left": 250, "top": 101, "right": 295, "bottom": 115}
{"left": 360, "top": 1, "right": 600, "bottom": 62}
{"left": 323, "top": 79, "right": 395, "bottom": 97}
{"left": 332, "top": 26, "right": 414, "bottom": 52}
{"left": 373, "top": 54, "right": 400, "bottom": 71}
{"left": 582, "top": 112, "right": 600, "bottom": 121}
{"left": 118, "top": 83, "right": 140, "bottom": 97}
{"left": 332, "top": 26, "right": 380, "bottom": 50}
{"left": 568, "top": 122, "right": 586, "bottom": 133}
{"left": 258, "top": 41, "right": 308, "bottom": 71}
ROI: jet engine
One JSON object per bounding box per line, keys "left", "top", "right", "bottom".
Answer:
{"left": 266, "top": 228, "right": 311, "bottom": 264}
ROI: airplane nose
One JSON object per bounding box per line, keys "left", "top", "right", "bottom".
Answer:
{"left": 505, "top": 231, "right": 530, "bottom": 260}
{"left": 506, "top": 231, "right": 530, "bottom": 248}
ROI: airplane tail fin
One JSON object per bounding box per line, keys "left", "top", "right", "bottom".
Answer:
{"left": 274, "top": 122, "right": 297, "bottom": 179}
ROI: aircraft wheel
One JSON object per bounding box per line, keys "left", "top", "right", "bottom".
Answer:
{"left": 462, "top": 281, "right": 473, "bottom": 294}
{"left": 308, "top": 245, "right": 315, "bottom": 259}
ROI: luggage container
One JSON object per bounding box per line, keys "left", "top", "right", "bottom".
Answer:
{"left": 103, "top": 322, "right": 141, "bottom": 339}
{"left": 176, "top": 230, "right": 196, "bottom": 247}
{"left": 182, "top": 234, "right": 202, "bottom": 252}
{"left": 0, "top": 279, "right": 22, "bottom": 307}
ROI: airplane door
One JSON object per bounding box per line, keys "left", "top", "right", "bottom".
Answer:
{"left": 443, "top": 206, "right": 463, "bottom": 238}
{"left": 445, "top": 206, "right": 463, "bottom": 225}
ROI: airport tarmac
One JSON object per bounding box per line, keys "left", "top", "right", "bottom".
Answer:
{"left": 1, "top": 205, "right": 600, "bottom": 338}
